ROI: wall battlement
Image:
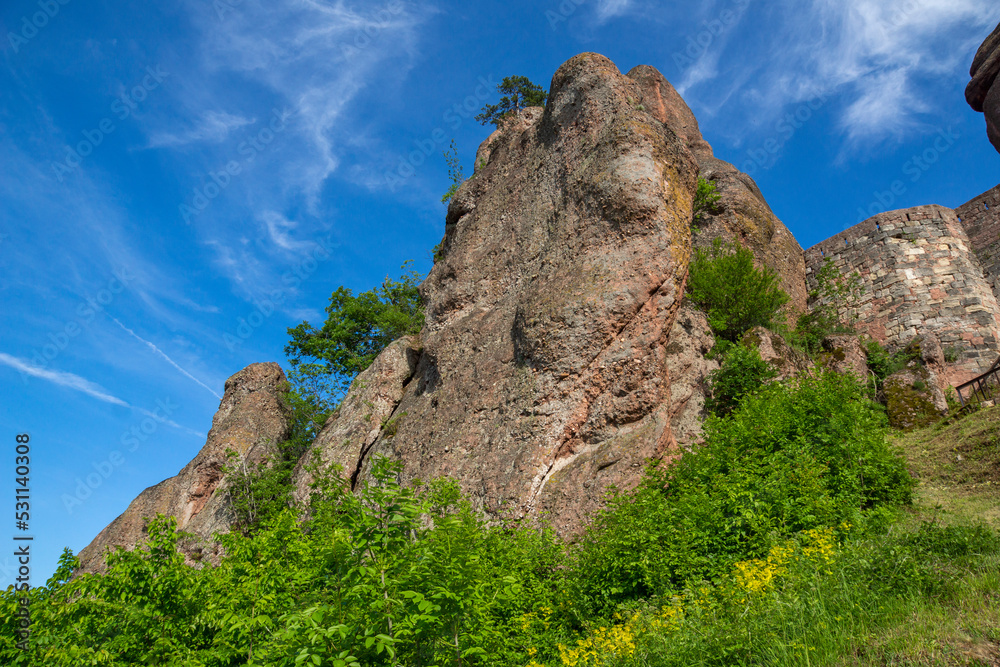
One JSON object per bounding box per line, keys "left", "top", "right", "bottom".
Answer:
{"left": 805, "top": 203, "right": 1000, "bottom": 386}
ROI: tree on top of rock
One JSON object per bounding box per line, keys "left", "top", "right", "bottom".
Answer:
{"left": 475, "top": 76, "right": 548, "bottom": 128}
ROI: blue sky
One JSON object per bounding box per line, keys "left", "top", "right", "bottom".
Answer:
{"left": 1, "top": 0, "right": 997, "bottom": 587}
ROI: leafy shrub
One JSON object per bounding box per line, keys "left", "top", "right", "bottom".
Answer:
{"left": 793, "top": 257, "right": 864, "bottom": 353}
{"left": 222, "top": 384, "right": 330, "bottom": 534}
{"left": 441, "top": 139, "right": 465, "bottom": 204}
{"left": 692, "top": 177, "right": 722, "bottom": 224}
{"left": 686, "top": 238, "right": 790, "bottom": 342}
{"left": 571, "top": 370, "right": 913, "bottom": 616}
{"left": 705, "top": 344, "right": 777, "bottom": 416}
{"left": 285, "top": 263, "right": 424, "bottom": 405}
{"left": 864, "top": 339, "right": 921, "bottom": 398}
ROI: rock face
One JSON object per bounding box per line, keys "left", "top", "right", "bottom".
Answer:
{"left": 967, "top": 21, "right": 1000, "bottom": 153}
{"left": 625, "top": 65, "right": 808, "bottom": 313}
{"left": 296, "top": 53, "right": 702, "bottom": 535}
{"left": 78, "top": 363, "right": 290, "bottom": 573}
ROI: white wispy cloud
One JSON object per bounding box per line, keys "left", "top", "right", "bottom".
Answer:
{"left": 596, "top": 0, "right": 633, "bottom": 22}
{"left": 183, "top": 0, "right": 430, "bottom": 207}
{"left": 147, "top": 110, "right": 255, "bottom": 148}
{"left": 110, "top": 317, "right": 222, "bottom": 399}
{"left": 0, "top": 352, "right": 129, "bottom": 406}
{"left": 0, "top": 353, "right": 205, "bottom": 437}
{"left": 677, "top": 0, "right": 996, "bottom": 149}
{"left": 259, "top": 210, "right": 311, "bottom": 253}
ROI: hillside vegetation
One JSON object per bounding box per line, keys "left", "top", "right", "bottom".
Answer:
{"left": 5, "top": 176, "right": 1000, "bottom": 664}
{"left": 4, "top": 372, "right": 1000, "bottom": 665}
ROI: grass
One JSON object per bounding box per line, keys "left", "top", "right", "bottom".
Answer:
{"left": 562, "top": 407, "right": 1000, "bottom": 667}
{"left": 831, "top": 405, "right": 1000, "bottom": 667}
{"left": 893, "top": 405, "right": 1000, "bottom": 530}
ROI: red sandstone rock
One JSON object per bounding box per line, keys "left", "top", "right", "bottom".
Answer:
{"left": 625, "top": 65, "right": 807, "bottom": 313}
{"left": 77, "top": 363, "right": 290, "bottom": 573}
{"left": 967, "top": 21, "right": 1000, "bottom": 153}
{"left": 295, "top": 53, "right": 701, "bottom": 535}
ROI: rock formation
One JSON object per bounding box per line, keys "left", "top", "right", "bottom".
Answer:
{"left": 296, "top": 53, "right": 701, "bottom": 534}
{"left": 80, "top": 50, "right": 1000, "bottom": 564}
{"left": 967, "top": 21, "right": 1000, "bottom": 154}
{"left": 78, "top": 363, "right": 290, "bottom": 573}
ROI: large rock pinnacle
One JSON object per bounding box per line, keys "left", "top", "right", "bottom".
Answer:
{"left": 295, "top": 53, "right": 702, "bottom": 534}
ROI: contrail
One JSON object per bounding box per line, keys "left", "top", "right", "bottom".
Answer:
{"left": 0, "top": 351, "right": 205, "bottom": 439}
{"left": 111, "top": 318, "right": 222, "bottom": 400}
{"left": 0, "top": 352, "right": 129, "bottom": 406}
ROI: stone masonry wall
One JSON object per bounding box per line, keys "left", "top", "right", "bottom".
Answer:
{"left": 804, "top": 205, "right": 1000, "bottom": 387}
{"left": 956, "top": 184, "right": 1000, "bottom": 298}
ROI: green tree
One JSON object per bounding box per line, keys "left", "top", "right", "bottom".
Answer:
{"left": 285, "top": 263, "right": 424, "bottom": 404}
{"left": 794, "top": 256, "right": 865, "bottom": 353}
{"left": 441, "top": 139, "right": 465, "bottom": 204}
{"left": 475, "top": 76, "right": 547, "bottom": 128}
{"left": 687, "top": 238, "right": 790, "bottom": 342}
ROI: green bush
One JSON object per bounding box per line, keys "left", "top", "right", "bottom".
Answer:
{"left": 285, "top": 263, "right": 424, "bottom": 405}
{"left": 686, "top": 238, "right": 789, "bottom": 342}
{"left": 793, "top": 256, "right": 864, "bottom": 353}
{"left": 570, "top": 370, "right": 913, "bottom": 617}
{"left": 692, "top": 177, "right": 721, "bottom": 224}
{"left": 705, "top": 344, "right": 778, "bottom": 416}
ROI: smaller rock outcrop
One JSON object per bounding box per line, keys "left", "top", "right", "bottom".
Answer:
{"left": 77, "top": 363, "right": 290, "bottom": 573}
{"left": 967, "top": 21, "right": 1000, "bottom": 153}
{"left": 820, "top": 335, "right": 870, "bottom": 381}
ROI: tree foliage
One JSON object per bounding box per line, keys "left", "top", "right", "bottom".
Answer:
{"left": 285, "top": 264, "right": 424, "bottom": 405}
{"left": 686, "top": 238, "right": 790, "bottom": 342}
{"left": 441, "top": 139, "right": 465, "bottom": 204}
{"left": 475, "top": 76, "right": 547, "bottom": 128}
{"left": 571, "top": 370, "right": 913, "bottom": 616}
{"left": 793, "top": 256, "right": 865, "bottom": 353}
{"left": 705, "top": 344, "right": 778, "bottom": 416}
{"left": 0, "top": 373, "right": 935, "bottom": 667}
{"left": 692, "top": 177, "right": 722, "bottom": 224}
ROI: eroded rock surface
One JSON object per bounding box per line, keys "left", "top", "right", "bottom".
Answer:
{"left": 78, "top": 363, "right": 290, "bottom": 573}
{"left": 626, "top": 65, "right": 807, "bottom": 312}
{"left": 295, "top": 53, "right": 701, "bottom": 534}
{"left": 967, "top": 21, "right": 1000, "bottom": 153}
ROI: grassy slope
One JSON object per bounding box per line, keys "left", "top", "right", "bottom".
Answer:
{"left": 841, "top": 407, "right": 1000, "bottom": 667}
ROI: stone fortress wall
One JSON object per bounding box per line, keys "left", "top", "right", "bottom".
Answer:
{"left": 955, "top": 184, "right": 1000, "bottom": 295}
{"left": 805, "top": 198, "right": 1000, "bottom": 387}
